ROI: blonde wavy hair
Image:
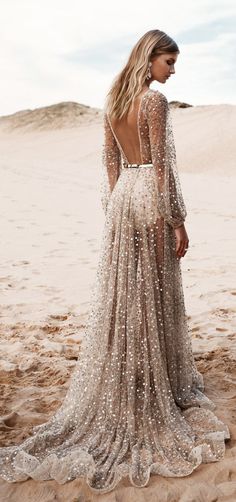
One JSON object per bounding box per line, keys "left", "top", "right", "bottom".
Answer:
{"left": 104, "top": 29, "right": 179, "bottom": 119}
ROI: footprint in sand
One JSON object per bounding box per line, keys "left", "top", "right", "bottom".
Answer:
{"left": 12, "top": 260, "right": 30, "bottom": 266}
{"left": 214, "top": 308, "right": 231, "bottom": 318}
{"left": 48, "top": 314, "right": 69, "bottom": 321}
{"left": 0, "top": 275, "right": 12, "bottom": 282}
{"left": 0, "top": 412, "right": 19, "bottom": 429}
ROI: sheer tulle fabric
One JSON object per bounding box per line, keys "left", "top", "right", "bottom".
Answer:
{"left": 0, "top": 89, "right": 230, "bottom": 493}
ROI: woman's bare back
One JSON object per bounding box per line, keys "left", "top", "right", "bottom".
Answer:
{"left": 108, "top": 89, "right": 150, "bottom": 165}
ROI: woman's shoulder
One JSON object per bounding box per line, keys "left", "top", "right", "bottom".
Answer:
{"left": 146, "top": 88, "right": 168, "bottom": 105}
{"left": 145, "top": 89, "right": 169, "bottom": 115}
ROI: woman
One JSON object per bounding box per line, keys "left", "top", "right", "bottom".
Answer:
{"left": 0, "top": 29, "right": 230, "bottom": 493}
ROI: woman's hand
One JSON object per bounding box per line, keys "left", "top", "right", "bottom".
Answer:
{"left": 174, "top": 224, "right": 189, "bottom": 259}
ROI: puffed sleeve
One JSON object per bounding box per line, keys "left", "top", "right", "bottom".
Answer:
{"left": 146, "top": 91, "right": 187, "bottom": 229}
{"left": 100, "top": 112, "right": 121, "bottom": 214}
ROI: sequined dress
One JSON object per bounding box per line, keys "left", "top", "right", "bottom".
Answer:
{"left": 0, "top": 88, "right": 230, "bottom": 493}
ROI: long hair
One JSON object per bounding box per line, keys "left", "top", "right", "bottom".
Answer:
{"left": 104, "top": 29, "right": 179, "bottom": 119}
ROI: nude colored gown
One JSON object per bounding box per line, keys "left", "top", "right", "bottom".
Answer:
{"left": 0, "top": 88, "right": 230, "bottom": 493}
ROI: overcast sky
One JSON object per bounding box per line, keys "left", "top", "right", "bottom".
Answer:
{"left": 0, "top": 0, "right": 235, "bottom": 116}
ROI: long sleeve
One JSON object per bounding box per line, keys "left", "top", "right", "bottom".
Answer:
{"left": 146, "top": 92, "right": 187, "bottom": 229}
{"left": 101, "top": 112, "right": 121, "bottom": 214}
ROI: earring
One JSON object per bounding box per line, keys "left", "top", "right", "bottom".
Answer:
{"left": 146, "top": 62, "right": 152, "bottom": 80}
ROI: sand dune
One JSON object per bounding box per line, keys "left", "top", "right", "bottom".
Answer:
{"left": 0, "top": 100, "right": 235, "bottom": 501}
{"left": 0, "top": 101, "right": 102, "bottom": 133}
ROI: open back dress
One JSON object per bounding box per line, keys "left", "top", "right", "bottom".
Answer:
{"left": 0, "top": 88, "right": 230, "bottom": 493}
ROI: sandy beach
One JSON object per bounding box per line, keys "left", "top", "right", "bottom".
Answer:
{"left": 0, "top": 101, "right": 236, "bottom": 501}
